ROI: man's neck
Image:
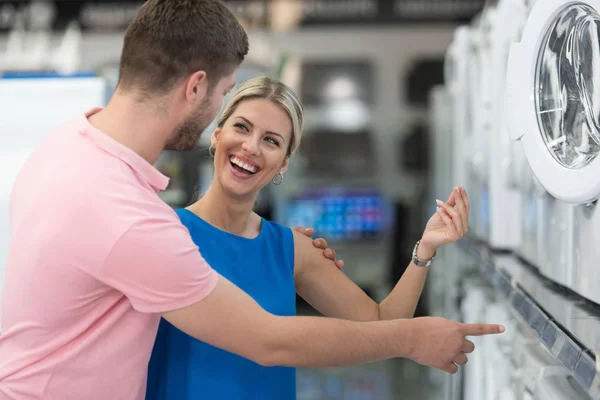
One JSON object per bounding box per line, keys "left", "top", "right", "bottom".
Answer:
{"left": 87, "top": 92, "right": 174, "bottom": 165}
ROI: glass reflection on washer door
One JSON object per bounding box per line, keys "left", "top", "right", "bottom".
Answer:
{"left": 535, "top": 3, "right": 600, "bottom": 169}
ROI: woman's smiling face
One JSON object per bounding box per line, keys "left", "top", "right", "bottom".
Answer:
{"left": 211, "top": 97, "right": 292, "bottom": 198}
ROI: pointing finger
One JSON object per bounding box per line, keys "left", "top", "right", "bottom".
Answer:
{"left": 463, "top": 323, "right": 505, "bottom": 336}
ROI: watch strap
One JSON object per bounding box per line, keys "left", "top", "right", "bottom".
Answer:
{"left": 412, "top": 240, "right": 436, "bottom": 267}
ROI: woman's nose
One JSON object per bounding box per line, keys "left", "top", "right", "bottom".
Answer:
{"left": 242, "top": 137, "right": 260, "bottom": 155}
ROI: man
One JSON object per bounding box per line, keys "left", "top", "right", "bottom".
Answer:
{"left": 0, "top": 1, "right": 503, "bottom": 399}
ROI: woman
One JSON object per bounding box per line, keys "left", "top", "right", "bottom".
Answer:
{"left": 146, "top": 76, "right": 470, "bottom": 399}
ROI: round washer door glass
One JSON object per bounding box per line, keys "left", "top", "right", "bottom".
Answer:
{"left": 535, "top": 3, "right": 600, "bottom": 169}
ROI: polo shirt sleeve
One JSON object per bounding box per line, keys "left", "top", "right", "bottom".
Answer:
{"left": 100, "top": 217, "right": 220, "bottom": 314}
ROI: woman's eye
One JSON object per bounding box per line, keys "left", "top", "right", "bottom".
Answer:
{"left": 265, "top": 137, "right": 280, "bottom": 146}
{"left": 234, "top": 123, "right": 248, "bottom": 131}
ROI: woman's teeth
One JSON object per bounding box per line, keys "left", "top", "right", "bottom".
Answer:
{"left": 230, "top": 156, "right": 257, "bottom": 174}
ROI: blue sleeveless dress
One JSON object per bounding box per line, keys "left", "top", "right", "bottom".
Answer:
{"left": 146, "top": 208, "right": 297, "bottom": 400}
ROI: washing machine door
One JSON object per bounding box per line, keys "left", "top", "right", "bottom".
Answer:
{"left": 507, "top": 0, "right": 600, "bottom": 203}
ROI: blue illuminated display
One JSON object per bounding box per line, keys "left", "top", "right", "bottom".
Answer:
{"left": 283, "top": 188, "right": 388, "bottom": 242}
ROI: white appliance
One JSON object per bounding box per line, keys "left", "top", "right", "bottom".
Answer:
{"left": 480, "top": 0, "right": 528, "bottom": 251}
{"left": 521, "top": 341, "right": 562, "bottom": 399}
{"left": 507, "top": 122, "right": 546, "bottom": 267}
{"left": 500, "top": 0, "right": 550, "bottom": 273}
{"left": 461, "top": 281, "right": 493, "bottom": 400}
{"left": 0, "top": 74, "right": 107, "bottom": 329}
{"left": 427, "top": 86, "right": 459, "bottom": 315}
{"left": 466, "top": 14, "right": 488, "bottom": 243}
{"left": 539, "top": 196, "right": 577, "bottom": 290}
{"left": 482, "top": 301, "right": 520, "bottom": 400}
{"left": 445, "top": 26, "right": 473, "bottom": 192}
{"left": 534, "top": 366, "right": 593, "bottom": 399}
{"left": 428, "top": 85, "right": 454, "bottom": 216}
{"left": 507, "top": 0, "right": 600, "bottom": 304}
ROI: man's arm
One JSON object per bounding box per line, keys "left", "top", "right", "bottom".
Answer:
{"left": 161, "top": 276, "right": 401, "bottom": 368}
{"left": 161, "top": 275, "right": 504, "bottom": 373}
{"left": 101, "top": 211, "right": 502, "bottom": 374}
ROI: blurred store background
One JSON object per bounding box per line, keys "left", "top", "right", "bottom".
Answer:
{"left": 5, "top": 0, "right": 599, "bottom": 399}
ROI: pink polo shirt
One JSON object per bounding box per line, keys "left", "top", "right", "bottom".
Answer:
{"left": 0, "top": 108, "right": 219, "bottom": 399}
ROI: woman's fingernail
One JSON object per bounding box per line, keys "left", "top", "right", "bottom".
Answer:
{"left": 436, "top": 199, "right": 443, "bottom": 206}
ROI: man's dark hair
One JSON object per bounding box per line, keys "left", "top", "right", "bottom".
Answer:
{"left": 118, "top": 0, "right": 249, "bottom": 96}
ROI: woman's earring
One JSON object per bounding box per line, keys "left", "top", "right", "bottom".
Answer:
{"left": 272, "top": 171, "right": 284, "bottom": 186}
{"left": 209, "top": 145, "right": 216, "bottom": 158}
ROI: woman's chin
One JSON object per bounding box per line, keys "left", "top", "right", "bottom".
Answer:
{"left": 221, "top": 179, "right": 260, "bottom": 200}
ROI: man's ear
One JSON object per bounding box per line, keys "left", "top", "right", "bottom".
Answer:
{"left": 184, "top": 70, "right": 208, "bottom": 105}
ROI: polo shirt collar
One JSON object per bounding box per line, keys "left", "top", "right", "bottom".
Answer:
{"left": 78, "top": 107, "right": 170, "bottom": 191}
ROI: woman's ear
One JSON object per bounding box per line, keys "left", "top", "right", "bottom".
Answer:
{"left": 279, "top": 157, "right": 290, "bottom": 175}
{"left": 210, "top": 127, "right": 221, "bottom": 146}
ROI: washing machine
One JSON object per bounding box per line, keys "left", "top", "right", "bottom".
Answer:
{"left": 445, "top": 26, "right": 473, "bottom": 192}
{"left": 572, "top": 201, "right": 600, "bottom": 305}
{"left": 473, "top": 7, "right": 494, "bottom": 245}
{"left": 540, "top": 196, "right": 577, "bottom": 290}
{"left": 429, "top": 85, "right": 454, "bottom": 218}
{"left": 506, "top": 0, "right": 600, "bottom": 305}
{"left": 482, "top": 301, "right": 521, "bottom": 400}
{"left": 466, "top": 13, "right": 489, "bottom": 243}
{"left": 507, "top": 126, "right": 545, "bottom": 268}
{"left": 478, "top": 0, "right": 529, "bottom": 251}
{"left": 521, "top": 341, "right": 563, "bottom": 399}
{"left": 501, "top": 0, "right": 550, "bottom": 271}
{"left": 427, "top": 86, "right": 459, "bottom": 316}
{"left": 461, "top": 281, "right": 494, "bottom": 400}
{"left": 534, "top": 366, "right": 593, "bottom": 399}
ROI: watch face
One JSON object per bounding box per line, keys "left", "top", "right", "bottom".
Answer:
{"left": 535, "top": 3, "right": 600, "bottom": 169}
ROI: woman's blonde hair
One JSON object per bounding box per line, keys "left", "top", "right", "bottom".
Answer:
{"left": 217, "top": 76, "right": 303, "bottom": 156}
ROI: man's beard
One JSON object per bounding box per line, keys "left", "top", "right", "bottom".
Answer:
{"left": 165, "top": 99, "right": 214, "bottom": 151}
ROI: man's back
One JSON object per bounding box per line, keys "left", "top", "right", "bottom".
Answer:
{"left": 0, "top": 109, "right": 219, "bottom": 399}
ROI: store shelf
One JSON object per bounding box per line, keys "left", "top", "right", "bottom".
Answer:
{"left": 459, "top": 239, "right": 600, "bottom": 399}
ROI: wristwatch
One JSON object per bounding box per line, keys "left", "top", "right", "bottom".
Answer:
{"left": 412, "top": 240, "right": 436, "bottom": 267}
